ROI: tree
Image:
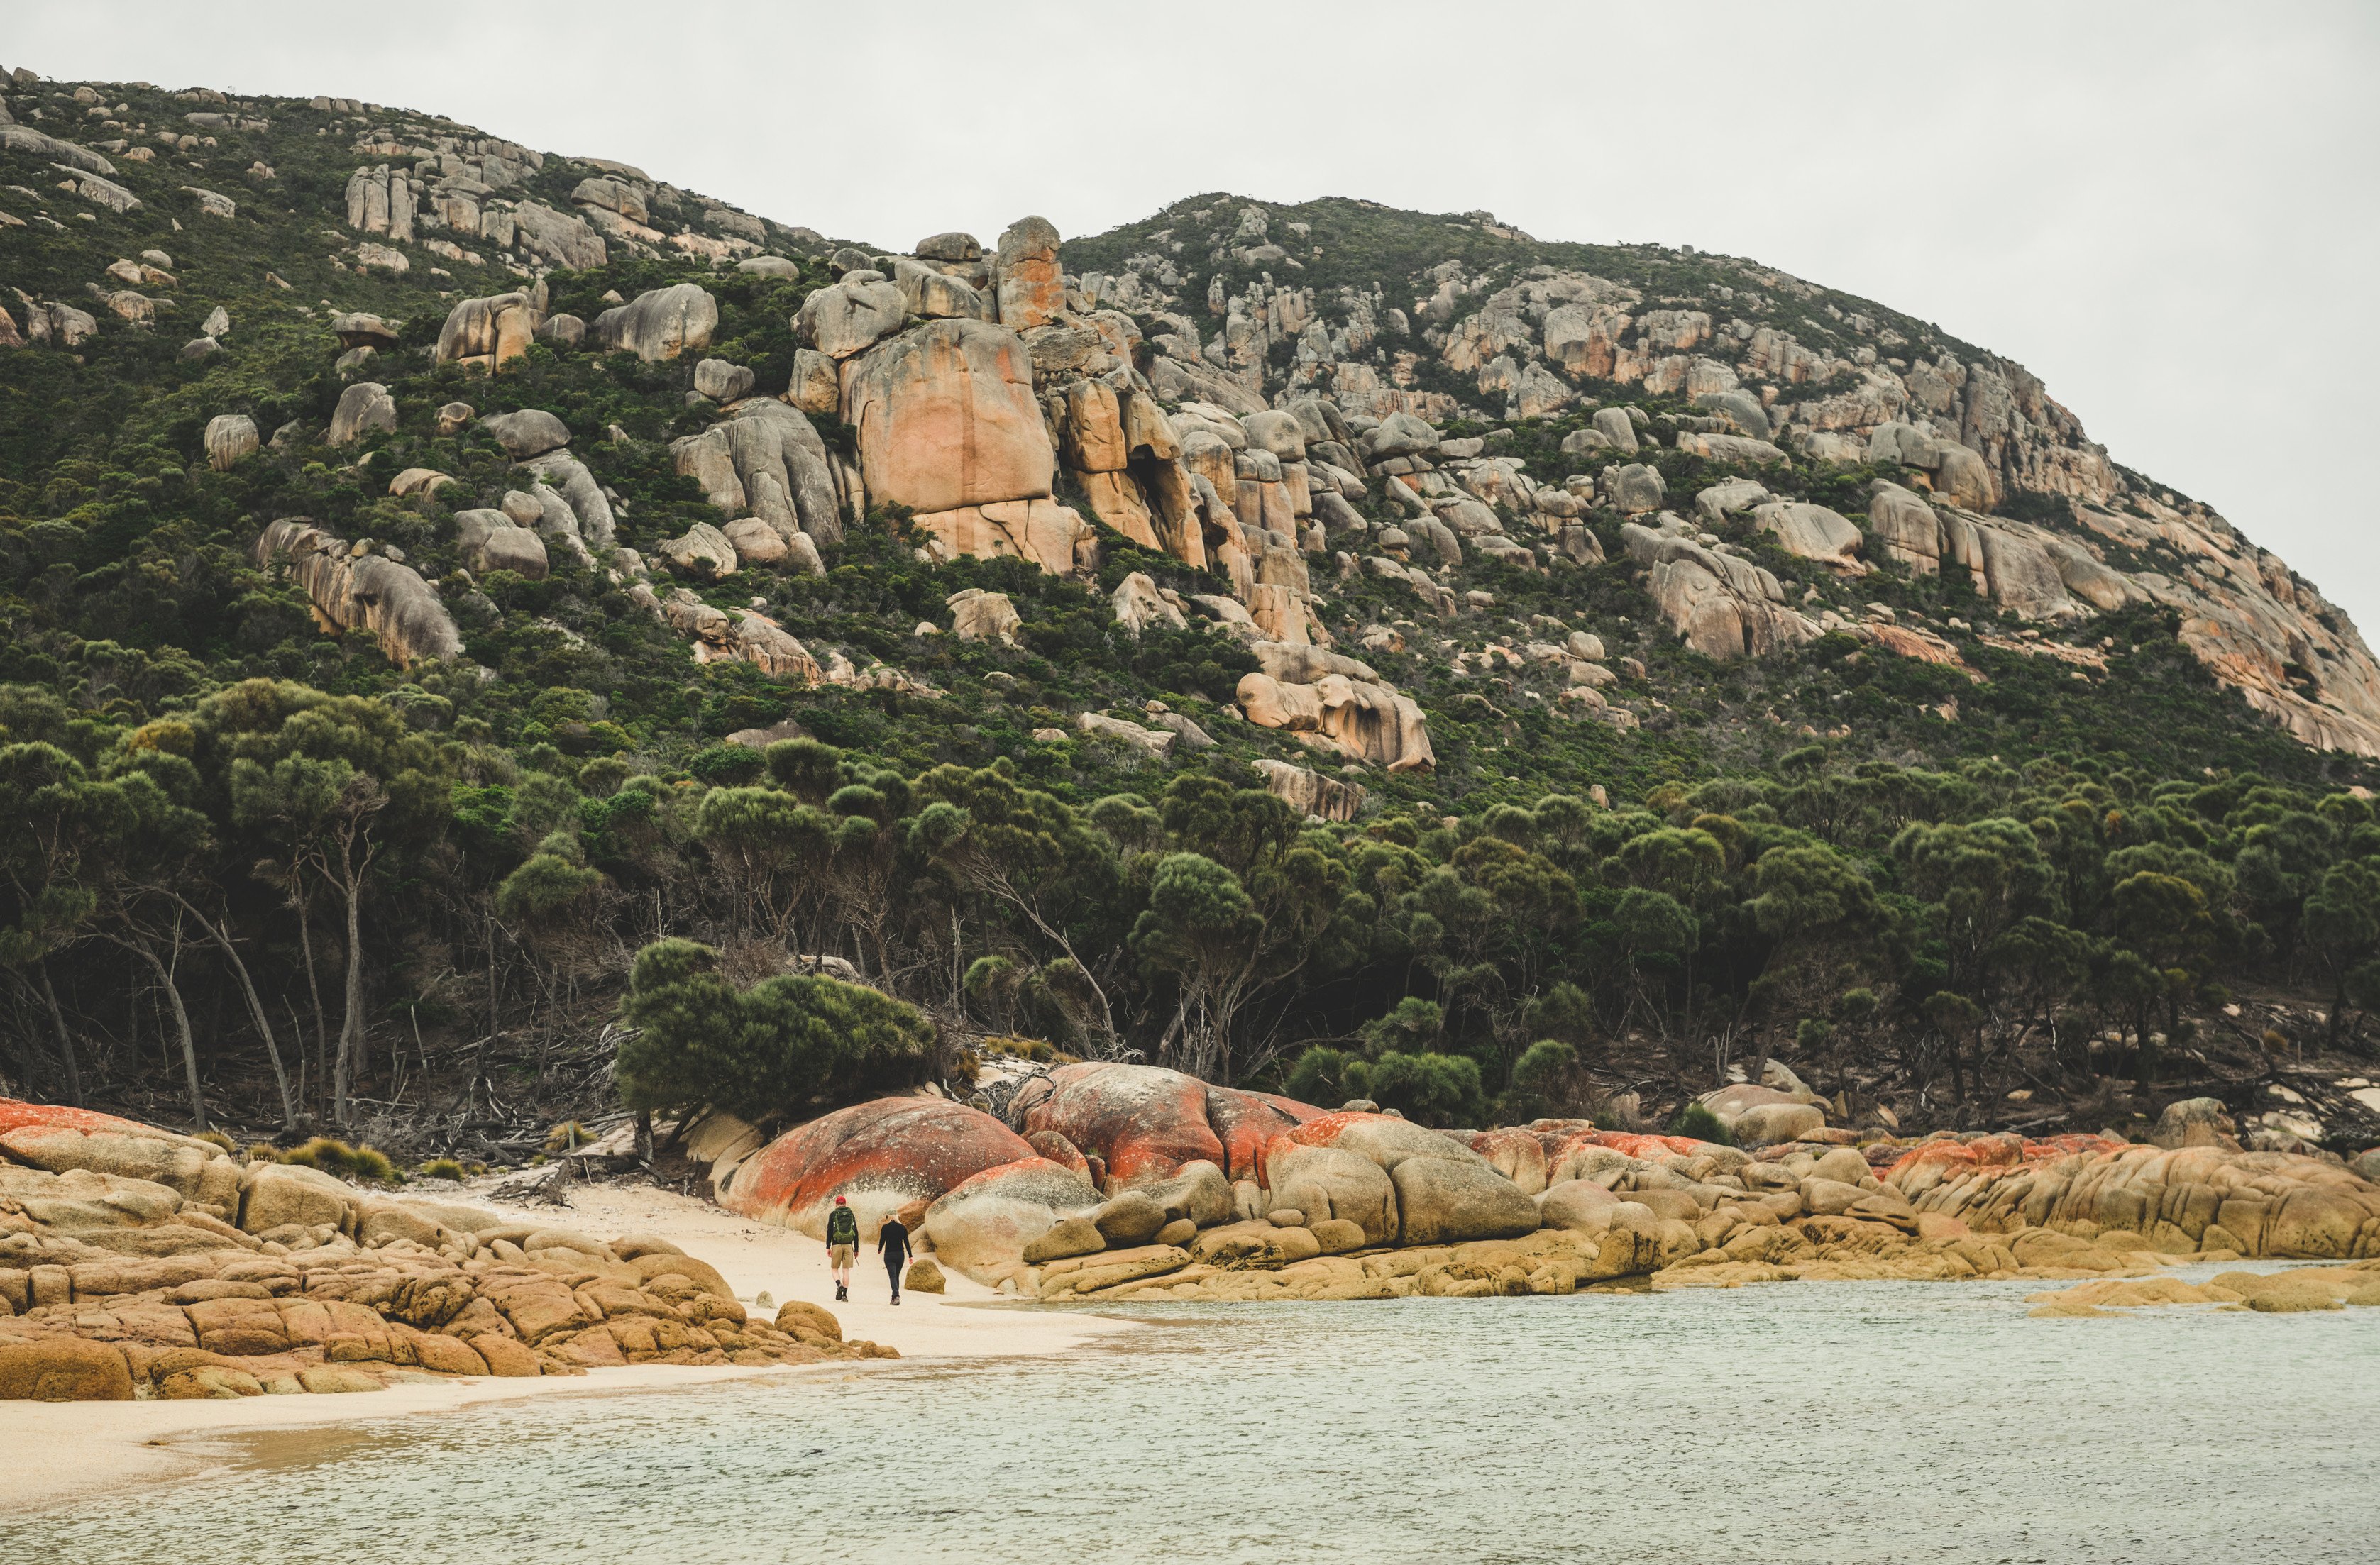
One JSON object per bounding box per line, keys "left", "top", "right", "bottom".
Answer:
{"left": 691, "top": 785, "right": 833, "bottom": 945}
{"left": 202, "top": 682, "right": 448, "bottom": 1125}
{"left": 1893, "top": 817, "right": 2054, "bottom": 996}
{"left": 0, "top": 741, "right": 113, "bottom": 1105}
{"left": 915, "top": 762, "right": 1128, "bottom": 1041}
{"left": 1130, "top": 845, "right": 1346, "bottom": 1085}
{"left": 2301, "top": 859, "right": 2380, "bottom": 1043}
{"left": 1745, "top": 844, "right": 1893, "bottom": 1075}
{"left": 615, "top": 939, "right": 937, "bottom": 1123}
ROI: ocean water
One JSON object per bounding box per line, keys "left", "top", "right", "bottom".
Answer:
{"left": 18, "top": 1268, "right": 2379, "bottom": 1565}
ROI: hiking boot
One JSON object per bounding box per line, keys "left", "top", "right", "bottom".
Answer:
{"left": 835, "top": 1283, "right": 847, "bottom": 1301}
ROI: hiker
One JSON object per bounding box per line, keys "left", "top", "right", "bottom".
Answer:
{"left": 878, "top": 1210, "right": 912, "bottom": 1305}
{"left": 825, "top": 1195, "right": 859, "bottom": 1302}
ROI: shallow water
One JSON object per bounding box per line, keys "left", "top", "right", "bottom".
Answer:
{"left": 18, "top": 1266, "right": 2379, "bottom": 1564}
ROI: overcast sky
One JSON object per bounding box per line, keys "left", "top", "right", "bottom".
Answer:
{"left": 9, "top": 2, "right": 2376, "bottom": 632}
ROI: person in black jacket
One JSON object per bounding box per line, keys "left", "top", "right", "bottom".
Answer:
{"left": 878, "top": 1212, "right": 912, "bottom": 1305}
{"left": 824, "top": 1195, "right": 859, "bottom": 1302}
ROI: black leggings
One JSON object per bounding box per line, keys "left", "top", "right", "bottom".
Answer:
{"left": 884, "top": 1254, "right": 905, "bottom": 1293}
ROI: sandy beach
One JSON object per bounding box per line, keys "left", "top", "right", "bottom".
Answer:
{"left": 11, "top": 1179, "right": 1128, "bottom": 1511}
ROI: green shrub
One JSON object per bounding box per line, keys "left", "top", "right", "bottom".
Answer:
{"left": 1366, "top": 1051, "right": 1484, "bottom": 1127}
{"left": 689, "top": 743, "right": 766, "bottom": 786}
{"left": 1502, "top": 1037, "right": 1582, "bottom": 1121}
{"left": 1667, "top": 1101, "right": 1733, "bottom": 1146}
{"left": 279, "top": 1137, "right": 397, "bottom": 1182}
{"left": 417, "top": 1158, "right": 467, "bottom": 1181}
{"left": 543, "top": 1122, "right": 592, "bottom": 1153}
{"left": 1286, "top": 1045, "right": 1368, "bottom": 1107}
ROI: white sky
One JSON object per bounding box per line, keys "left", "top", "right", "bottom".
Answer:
{"left": 9, "top": 1, "right": 2376, "bottom": 633}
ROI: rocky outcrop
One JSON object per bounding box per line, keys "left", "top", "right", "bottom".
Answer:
{"left": 478, "top": 409, "right": 571, "bottom": 459}
{"left": 328, "top": 382, "right": 397, "bottom": 446}
{"left": 343, "top": 164, "right": 417, "bottom": 243}
{"left": 670, "top": 399, "right": 843, "bottom": 550}
{"left": 0, "top": 1102, "right": 886, "bottom": 1398}
{"left": 594, "top": 284, "right": 716, "bottom": 362}
{"left": 1883, "top": 1133, "right": 2380, "bottom": 1259}
{"left": 1111, "top": 572, "right": 1188, "bottom": 636}
{"left": 1751, "top": 502, "right": 1863, "bottom": 571}
{"left": 1235, "top": 641, "right": 1436, "bottom": 773}
{"left": 993, "top": 216, "right": 1064, "bottom": 330}
{"left": 910, "top": 499, "right": 1095, "bottom": 578}
{"left": 796, "top": 277, "right": 905, "bottom": 359}
{"left": 204, "top": 414, "right": 257, "bottom": 471}
{"left": 453, "top": 509, "right": 549, "bottom": 578}
{"left": 659, "top": 590, "right": 821, "bottom": 680}
{"left": 434, "top": 292, "right": 541, "bottom": 370}
{"left": 946, "top": 588, "right": 1020, "bottom": 644}
{"left": 922, "top": 1156, "right": 1101, "bottom": 1278}
{"left": 253, "top": 519, "right": 463, "bottom": 667}
{"left": 720, "top": 1097, "right": 1035, "bottom": 1239}
{"left": 1252, "top": 758, "right": 1366, "bottom": 822}
{"left": 1622, "top": 516, "right": 1819, "bottom": 660}
{"left": 845, "top": 318, "right": 1052, "bottom": 515}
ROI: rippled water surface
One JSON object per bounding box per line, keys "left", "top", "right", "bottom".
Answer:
{"left": 19, "top": 1268, "right": 2379, "bottom": 1564}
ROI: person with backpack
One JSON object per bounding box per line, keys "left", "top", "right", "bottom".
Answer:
{"left": 824, "top": 1195, "right": 859, "bottom": 1302}
{"left": 878, "top": 1211, "right": 912, "bottom": 1305}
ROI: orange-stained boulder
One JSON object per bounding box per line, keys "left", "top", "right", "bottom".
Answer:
{"left": 0, "top": 1096, "right": 241, "bottom": 1207}
{"left": 993, "top": 216, "right": 1064, "bottom": 331}
{"left": 844, "top": 319, "right": 1052, "bottom": 515}
{"left": 1015, "top": 1063, "right": 1234, "bottom": 1189}
{"left": 721, "top": 1097, "right": 1033, "bottom": 1241}
{"left": 1470, "top": 1127, "right": 1548, "bottom": 1196}
{"left": 922, "top": 1156, "right": 1102, "bottom": 1280}
{"left": 1024, "top": 1129, "right": 1092, "bottom": 1178}
{"left": 0, "top": 1099, "right": 164, "bottom": 1138}
{"left": 1204, "top": 1085, "right": 1326, "bottom": 1185}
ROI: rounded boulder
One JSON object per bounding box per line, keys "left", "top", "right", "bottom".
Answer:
{"left": 722, "top": 1097, "right": 1034, "bottom": 1242}
{"left": 1016, "top": 1062, "right": 1228, "bottom": 1188}
{"left": 1390, "top": 1158, "right": 1541, "bottom": 1246}
{"left": 922, "top": 1156, "right": 1103, "bottom": 1281}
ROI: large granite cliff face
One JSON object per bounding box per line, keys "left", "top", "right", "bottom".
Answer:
{"left": 1060, "top": 199, "right": 2380, "bottom": 758}
{"left": 3, "top": 74, "right": 2374, "bottom": 777}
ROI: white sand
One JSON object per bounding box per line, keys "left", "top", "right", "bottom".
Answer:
{"left": 16, "top": 1180, "right": 1125, "bottom": 1510}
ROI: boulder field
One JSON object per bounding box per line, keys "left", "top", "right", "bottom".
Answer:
{"left": 0, "top": 1100, "right": 889, "bottom": 1402}
{"left": 9, "top": 1079, "right": 2376, "bottom": 1398}
{"left": 709, "top": 1064, "right": 2380, "bottom": 1300}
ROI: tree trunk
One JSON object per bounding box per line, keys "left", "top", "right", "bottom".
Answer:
{"left": 336, "top": 858, "right": 365, "bottom": 1127}
{"left": 292, "top": 880, "right": 329, "bottom": 1117}
{"left": 124, "top": 931, "right": 206, "bottom": 1132}
{"left": 178, "top": 897, "right": 296, "bottom": 1130}
{"left": 37, "top": 963, "right": 84, "bottom": 1107}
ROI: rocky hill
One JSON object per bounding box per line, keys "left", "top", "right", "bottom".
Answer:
{"left": 4, "top": 66, "right": 2379, "bottom": 1161}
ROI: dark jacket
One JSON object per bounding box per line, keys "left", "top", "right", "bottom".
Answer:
{"left": 877, "top": 1218, "right": 910, "bottom": 1268}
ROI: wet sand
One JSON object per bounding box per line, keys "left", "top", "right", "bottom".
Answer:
{"left": 12, "top": 1180, "right": 1123, "bottom": 1510}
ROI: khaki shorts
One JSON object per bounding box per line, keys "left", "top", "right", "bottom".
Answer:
{"left": 828, "top": 1244, "right": 855, "bottom": 1267}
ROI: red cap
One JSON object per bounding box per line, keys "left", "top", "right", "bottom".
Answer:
{"left": 834, "top": 1195, "right": 847, "bottom": 1204}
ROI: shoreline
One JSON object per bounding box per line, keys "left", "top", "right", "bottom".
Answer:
{"left": 12, "top": 1178, "right": 1133, "bottom": 1512}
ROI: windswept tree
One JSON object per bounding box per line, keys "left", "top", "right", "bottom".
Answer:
{"left": 614, "top": 938, "right": 937, "bottom": 1124}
